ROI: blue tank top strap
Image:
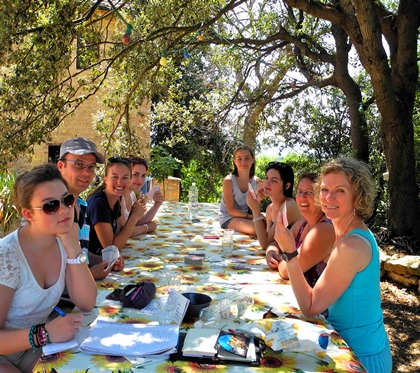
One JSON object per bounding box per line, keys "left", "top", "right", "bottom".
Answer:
{"left": 345, "top": 228, "right": 374, "bottom": 250}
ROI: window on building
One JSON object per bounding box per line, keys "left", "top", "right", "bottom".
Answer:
{"left": 48, "top": 145, "right": 61, "bottom": 164}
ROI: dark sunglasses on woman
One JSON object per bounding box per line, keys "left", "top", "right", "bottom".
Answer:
{"left": 32, "top": 194, "right": 75, "bottom": 215}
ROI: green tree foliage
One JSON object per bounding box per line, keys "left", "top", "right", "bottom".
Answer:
{"left": 149, "top": 145, "right": 181, "bottom": 183}
{"left": 267, "top": 88, "right": 353, "bottom": 163}
{"left": 0, "top": 171, "right": 19, "bottom": 236}
{"left": 0, "top": 0, "right": 100, "bottom": 166}
{"left": 0, "top": 0, "right": 419, "bottom": 244}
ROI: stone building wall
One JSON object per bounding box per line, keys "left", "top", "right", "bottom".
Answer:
{"left": 7, "top": 7, "right": 150, "bottom": 173}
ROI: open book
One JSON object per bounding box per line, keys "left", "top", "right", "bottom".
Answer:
{"left": 80, "top": 321, "right": 180, "bottom": 357}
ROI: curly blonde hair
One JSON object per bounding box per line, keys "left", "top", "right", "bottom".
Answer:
{"left": 314, "top": 158, "right": 376, "bottom": 220}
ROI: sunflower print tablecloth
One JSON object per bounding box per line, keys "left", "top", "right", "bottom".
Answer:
{"left": 34, "top": 202, "right": 367, "bottom": 373}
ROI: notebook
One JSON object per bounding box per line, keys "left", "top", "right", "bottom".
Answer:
{"left": 43, "top": 338, "right": 78, "bottom": 355}
{"left": 80, "top": 321, "right": 179, "bottom": 357}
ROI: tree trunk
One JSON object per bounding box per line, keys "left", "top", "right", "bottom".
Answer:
{"left": 331, "top": 24, "right": 369, "bottom": 162}
{"left": 243, "top": 110, "right": 259, "bottom": 150}
{"left": 380, "top": 113, "right": 419, "bottom": 238}
{"left": 242, "top": 68, "right": 285, "bottom": 149}
{"left": 348, "top": 0, "right": 420, "bottom": 239}
{"left": 285, "top": 0, "right": 420, "bottom": 242}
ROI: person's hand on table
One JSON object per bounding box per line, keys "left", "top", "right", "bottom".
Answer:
{"left": 46, "top": 313, "right": 83, "bottom": 343}
{"left": 266, "top": 248, "right": 283, "bottom": 269}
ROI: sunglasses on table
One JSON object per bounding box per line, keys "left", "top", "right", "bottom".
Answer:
{"left": 31, "top": 194, "right": 76, "bottom": 215}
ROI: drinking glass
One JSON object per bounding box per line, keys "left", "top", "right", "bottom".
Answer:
{"left": 157, "top": 296, "right": 176, "bottom": 325}
{"left": 166, "top": 273, "right": 181, "bottom": 291}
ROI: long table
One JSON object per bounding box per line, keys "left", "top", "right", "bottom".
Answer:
{"left": 33, "top": 202, "right": 367, "bottom": 372}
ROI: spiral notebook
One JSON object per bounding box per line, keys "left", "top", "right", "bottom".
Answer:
{"left": 80, "top": 321, "right": 179, "bottom": 357}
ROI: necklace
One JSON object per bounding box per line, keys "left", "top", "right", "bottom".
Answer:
{"left": 335, "top": 214, "right": 357, "bottom": 244}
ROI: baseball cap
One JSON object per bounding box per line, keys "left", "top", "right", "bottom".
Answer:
{"left": 60, "top": 137, "right": 105, "bottom": 164}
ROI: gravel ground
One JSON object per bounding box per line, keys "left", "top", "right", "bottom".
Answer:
{"left": 381, "top": 279, "right": 420, "bottom": 372}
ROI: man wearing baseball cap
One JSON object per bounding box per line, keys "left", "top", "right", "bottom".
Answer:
{"left": 57, "top": 137, "right": 123, "bottom": 280}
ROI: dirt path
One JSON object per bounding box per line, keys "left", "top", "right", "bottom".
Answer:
{"left": 381, "top": 280, "right": 420, "bottom": 372}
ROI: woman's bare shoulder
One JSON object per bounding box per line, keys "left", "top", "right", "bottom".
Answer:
{"left": 335, "top": 234, "right": 370, "bottom": 257}
{"left": 285, "top": 198, "right": 298, "bottom": 207}
{"left": 290, "top": 217, "right": 306, "bottom": 233}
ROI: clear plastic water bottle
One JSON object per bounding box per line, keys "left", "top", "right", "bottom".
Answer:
{"left": 194, "top": 293, "right": 254, "bottom": 328}
{"left": 188, "top": 182, "right": 199, "bottom": 221}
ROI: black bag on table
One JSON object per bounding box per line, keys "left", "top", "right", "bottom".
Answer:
{"left": 108, "top": 282, "right": 156, "bottom": 310}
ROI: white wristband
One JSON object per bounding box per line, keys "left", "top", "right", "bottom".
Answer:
{"left": 253, "top": 216, "right": 264, "bottom": 222}
{"left": 143, "top": 224, "right": 148, "bottom": 233}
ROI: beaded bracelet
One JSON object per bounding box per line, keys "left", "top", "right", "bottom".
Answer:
{"left": 253, "top": 215, "right": 264, "bottom": 222}
{"left": 45, "top": 328, "right": 51, "bottom": 344}
{"left": 34, "top": 324, "right": 42, "bottom": 348}
{"left": 37, "top": 323, "right": 49, "bottom": 347}
{"left": 32, "top": 324, "right": 41, "bottom": 348}
{"left": 28, "top": 323, "right": 51, "bottom": 348}
{"left": 28, "top": 324, "right": 37, "bottom": 348}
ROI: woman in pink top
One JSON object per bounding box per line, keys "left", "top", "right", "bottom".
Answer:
{"left": 266, "top": 173, "right": 335, "bottom": 287}
{"left": 247, "top": 162, "right": 302, "bottom": 250}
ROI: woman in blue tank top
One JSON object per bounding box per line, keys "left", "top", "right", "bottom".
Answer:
{"left": 274, "top": 158, "right": 392, "bottom": 373}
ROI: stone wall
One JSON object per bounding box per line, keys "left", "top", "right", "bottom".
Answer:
{"left": 152, "top": 177, "right": 181, "bottom": 202}
{"left": 6, "top": 7, "right": 150, "bottom": 173}
{"left": 380, "top": 248, "right": 420, "bottom": 292}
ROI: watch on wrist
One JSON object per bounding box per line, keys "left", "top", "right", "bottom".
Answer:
{"left": 281, "top": 250, "right": 298, "bottom": 262}
{"left": 67, "top": 251, "right": 87, "bottom": 264}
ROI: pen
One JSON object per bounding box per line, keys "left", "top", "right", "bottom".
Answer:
{"left": 53, "top": 306, "right": 67, "bottom": 317}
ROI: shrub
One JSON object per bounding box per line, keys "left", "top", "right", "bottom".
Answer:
{"left": 0, "top": 171, "right": 19, "bottom": 237}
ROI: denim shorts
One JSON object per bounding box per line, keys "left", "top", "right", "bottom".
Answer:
{"left": 220, "top": 218, "right": 233, "bottom": 229}
{"left": 0, "top": 348, "right": 42, "bottom": 372}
